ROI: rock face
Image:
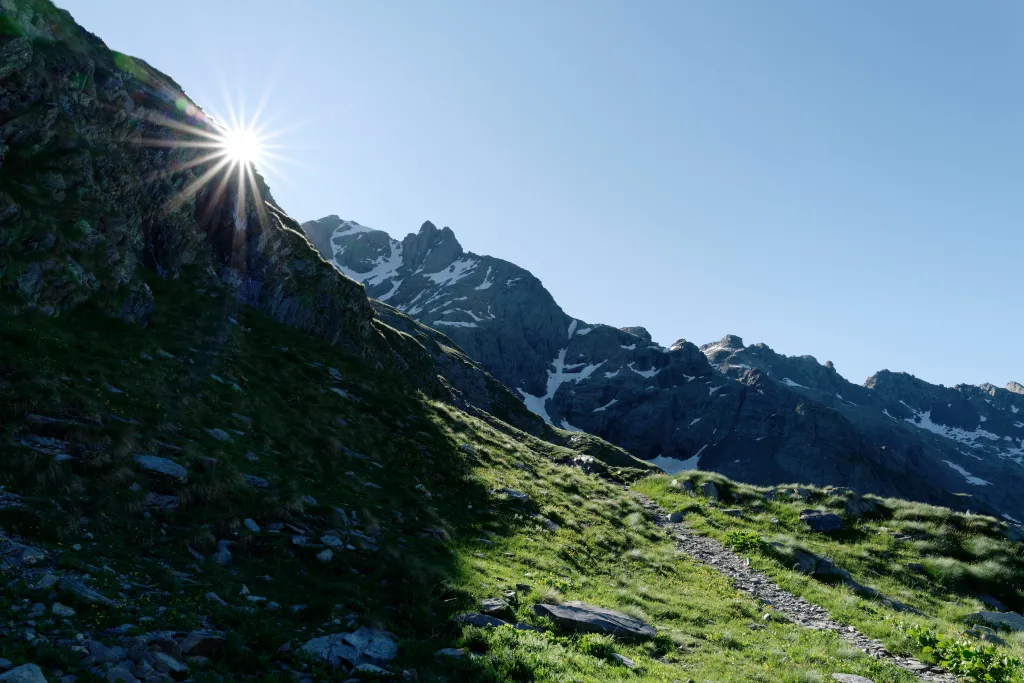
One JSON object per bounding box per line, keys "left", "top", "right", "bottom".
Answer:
{"left": 532, "top": 601, "right": 657, "bottom": 641}
{"left": 304, "top": 216, "right": 1024, "bottom": 519}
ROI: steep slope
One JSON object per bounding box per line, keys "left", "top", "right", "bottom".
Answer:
{"left": 303, "top": 216, "right": 1024, "bottom": 520}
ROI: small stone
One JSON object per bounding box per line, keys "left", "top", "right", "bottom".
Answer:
{"left": 435, "top": 648, "right": 465, "bottom": 658}
{"left": 243, "top": 518, "right": 261, "bottom": 533}
{"left": 317, "top": 549, "right": 334, "bottom": 563}
{"left": 133, "top": 454, "right": 187, "bottom": 482}
{"left": 479, "top": 597, "right": 513, "bottom": 619}
{"left": 245, "top": 474, "right": 269, "bottom": 489}
{"left": 213, "top": 540, "right": 232, "bottom": 565}
{"left": 205, "top": 592, "right": 229, "bottom": 607}
{"left": 204, "top": 428, "right": 231, "bottom": 442}
{"left": 611, "top": 653, "right": 635, "bottom": 668}
{"left": 52, "top": 602, "right": 75, "bottom": 617}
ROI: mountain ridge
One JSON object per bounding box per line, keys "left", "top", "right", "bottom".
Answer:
{"left": 303, "top": 215, "right": 1024, "bottom": 520}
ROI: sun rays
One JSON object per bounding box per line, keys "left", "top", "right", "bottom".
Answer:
{"left": 140, "top": 93, "right": 286, "bottom": 220}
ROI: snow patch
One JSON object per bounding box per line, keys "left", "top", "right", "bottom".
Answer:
{"left": 331, "top": 236, "right": 404, "bottom": 287}
{"left": 426, "top": 257, "right": 478, "bottom": 287}
{"left": 709, "top": 385, "right": 723, "bottom": 396}
{"left": 518, "top": 350, "right": 605, "bottom": 425}
{"left": 836, "top": 393, "right": 856, "bottom": 406}
{"left": 568, "top": 320, "right": 578, "bottom": 339}
{"left": 576, "top": 327, "right": 593, "bottom": 336}
{"left": 689, "top": 417, "right": 702, "bottom": 426}
{"left": 621, "top": 344, "right": 637, "bottom": 351}
{"left": 604, "top": 370, "right": 620, "bottom": 379}
{"left": 376, "top": 279, "right": 403, "bottom": 303}
{"left": 882, "top": 409, "right": 898, "bottom": 421}
{"left": 943, "top": 460, "right": 992, "bottom": 486}
{"left": 650, "top": 449, "right": 703, "bottom": 475}
{"left": 506, "top": 277, "right": 521, "bottom": 287}
{"left": 593, "top": 399, "right": 619, "bottom": 413}
{"left": 434, "top": 321, "right": 478, "bottom": 328}
{"left": 782, "top": 378, "right": 807, "bottom": 389}
{"left": 905, "top": 409, "right": 1004, "bottom": 450}
{"left": 559, "top": 419, "right": 585, "bottom": 433}
{"left": 1012, "top": 405, "right": 1020, "bottom": 414}
{"left": 475, "top": 266, "right": 495, "bottom": 290}
{"left": 628, "top": 362, "right": 661, "bottom": 379}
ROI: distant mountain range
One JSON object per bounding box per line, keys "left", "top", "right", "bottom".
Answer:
{"left": 303, "top": 215, "right": 1024, "bottom": 520}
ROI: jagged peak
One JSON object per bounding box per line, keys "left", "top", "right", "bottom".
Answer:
{"left": 1008, "top": 381, "right": 1024, "bottom": 395}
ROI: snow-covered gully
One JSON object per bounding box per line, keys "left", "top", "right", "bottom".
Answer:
{"left": 634, "top": 494, "right": 957, "bottom": 683}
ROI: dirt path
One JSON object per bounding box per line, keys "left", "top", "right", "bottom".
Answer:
{"left": 634, "top": 494, "right": 957, "bottom": 683}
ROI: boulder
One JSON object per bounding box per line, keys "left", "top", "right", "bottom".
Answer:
{"left": 300, "top": 626, "right": 397, "bottom": 669}
{"left": 532, "top": 602, "right": 656, "bottom": 641}
{"left": 0, "top": 664, "right": 46, "bottom": 683}
{"left": 966, "top": 611, "right": 1024, "bottom": 631}
{"left": 800, "top": 509, "right": 844, "bottom": 533}
{"left": 60, "top": 577, "right": 115, "bottom": 607}
{"left": 668, "top": 512, "right": 684, "bottom": 523}
{"left": 844, "top": 495, "right": 878, "bottom": 519}
{"left": 133, "top": 454, "right": 187, "bottom": 482}
{"left": 832, "top": 676, "right": 873, "bottom": 683}
{"left": 698, "top": 482, "right": 720, "bottom": 500}
{"left": 180, "top": 630, "right": 226, "bottom": 656}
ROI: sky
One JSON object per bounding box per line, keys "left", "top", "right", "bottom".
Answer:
{"left": 58, "top": 0, "right": 1023, "bottom": 388}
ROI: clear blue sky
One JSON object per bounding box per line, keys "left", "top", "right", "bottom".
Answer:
{"left": 58, "top": 0, "right": 1022, "bottom": 388}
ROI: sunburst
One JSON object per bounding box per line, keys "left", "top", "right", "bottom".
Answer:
{"left": 140, "top": 93, "right": 286, "bottom": 218}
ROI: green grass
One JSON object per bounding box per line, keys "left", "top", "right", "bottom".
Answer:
{"left": 635, "top": 471, "right": 1024, "bottom": 680}
{"left": 0, "top": 271, "right": 923, "bottom": 681}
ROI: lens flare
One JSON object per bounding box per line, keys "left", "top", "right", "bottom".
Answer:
{"left": 219, "top": 125, "right": 264, "bottom": 165}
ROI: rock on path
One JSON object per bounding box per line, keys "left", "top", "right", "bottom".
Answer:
{"left": 634, "top": 494, "right": 956, "bottom": 683}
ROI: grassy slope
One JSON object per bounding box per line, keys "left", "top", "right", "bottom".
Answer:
{"left": 636, "top": 472, "right": 1024, "bottom": 677}
{"left": 0, "top": 271, "right": 916, "bottom": 682}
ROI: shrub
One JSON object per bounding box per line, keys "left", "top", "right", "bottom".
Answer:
{"left": 726, "top": 530, "right": 763, "bottom": 554}
{"left": 902, "top": 623, "right": 1021, "bottom": 683}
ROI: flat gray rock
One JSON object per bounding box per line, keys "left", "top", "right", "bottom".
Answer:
{"left": 967, "top": 611, "right": 1024, "bottom": 631}
{"left": 532, "top": 601, "right": 656, "bottom": 641}
{"left": 0, "top": 664, "right": 47, "bottom": 682}
{"left": 133, "top": 454, "right": 187, "bottom": 482}
{"left": 832, "top": 675, "right": 873, "bottom": 683}
{"left": 454, "top": 612, "right": 509, "bottom": 628}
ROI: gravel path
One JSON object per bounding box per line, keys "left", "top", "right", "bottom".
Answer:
{"left": 635, "top": 495, "right": 957, "bottom": 683}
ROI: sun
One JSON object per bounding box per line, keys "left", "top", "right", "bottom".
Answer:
{"left": 219, "top": 125, "right": 264, "bottom": 165}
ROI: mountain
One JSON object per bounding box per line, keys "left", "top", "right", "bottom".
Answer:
{"left": 8, "top": 4, "right": 1024, "bottom": 681}
{"left": 303, "top": 215, "right": 1024, "bottom": 520}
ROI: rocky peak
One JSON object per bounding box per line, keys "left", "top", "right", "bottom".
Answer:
{"left": 1009, "top": 382, "right": 1024, "bottom": 395}
{"left": 619, "top": 326, "right": 653, "bottom": 342}
{"left": 400, "top": 221, "right": 464, "bottom": 273}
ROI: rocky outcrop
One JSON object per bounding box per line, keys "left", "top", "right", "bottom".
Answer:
{"left": 305, "top": 216, "right": 1024, "bottom": 519}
